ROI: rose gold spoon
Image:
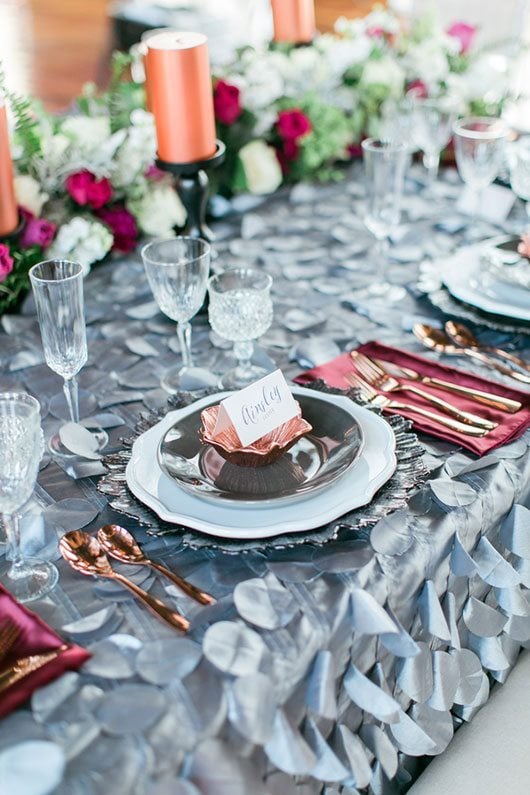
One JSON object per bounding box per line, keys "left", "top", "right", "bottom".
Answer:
{"left": 97, "top": 524, "right": 215, "bottom": 606}
{"left": 445, "top": 321, "right": 530, "bottom": 374}
{"left": 59, "top": 531, "right": 190, "bottom": 632}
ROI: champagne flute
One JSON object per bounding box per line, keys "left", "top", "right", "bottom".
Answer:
{"left": 29, "top": 259, "right": 108, "bottom": 456}
{"left": 453, "top": 117, "right": 508, "bottom": 217}
{"left": 0, "top": 392, "right": 58, "bottom": 603}
{"left": 408, "top": 95, "right": 456, "bottom": 188}
{"left": 208, "top": 268, "right": 273, "bottom": 389}
{"left": 506, "top": 137, "right": 530, "bottom": 220}
{"left": 361, "top": 138, "right": 407, "bottom": 302}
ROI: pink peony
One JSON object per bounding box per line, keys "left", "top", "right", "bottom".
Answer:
{"left": 0, "top": 243, "right": 14, "bottom": 283}
{"left": 145, "top": 164, "right": 166, "bottom": 181}
{"left": 96, "top": 205, "right": 139, "bottom": 253}
{"left": 518, "top": 233, "right": 530, "bottom": 259}
{"left": 446, "top": 22, "right": 476, "bottom": 55}
{"left": 19, "top": 209, "right": 56, "bottom": 249}
{"left": 66, "top": 170, "right": 113, "bottom": 210}
{"left": 366, "top": 26, "right": 385, "bottom": 38}
{"left": 213, "top": 79, "right": 242, "bottom": 126}
{"left": 276, "top": 109, "right": 312, "bottom": 142}
{"left": 406, "top": 79, "right": 429, "bottom": 99}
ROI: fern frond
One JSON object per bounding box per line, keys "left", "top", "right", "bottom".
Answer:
{"left": 0, "top": 60, "right": 42, "bottom": 161}
{"left": 108, "top": 51, "right": 134, "bottom": 133}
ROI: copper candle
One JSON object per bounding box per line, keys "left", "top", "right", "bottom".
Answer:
{"left": 270, "top": 0, "right": 316, "bottom": 44}
{"left": 0, "top": 98, "right": 18, "bottom": 237}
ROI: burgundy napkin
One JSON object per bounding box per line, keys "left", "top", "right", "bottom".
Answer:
{"left": 0, "top": 584, "right": 90, "bottom": 718}
{"left": 294, "top": 340, "right": 530, "bottom": 456}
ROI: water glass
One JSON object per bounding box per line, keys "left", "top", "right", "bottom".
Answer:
{"left": 507, "top": 137, "right": 530, "bottom": 218}
{"left": 29, "top": 259, "right": 107, "bottom": 455}
{"left": 453, "top": 117, "right": 508, "bottom": 215}
{"left": 141, "top": 237, "right": 213, "bottom": 394}
{"left": 0, "top": 393, "right": 58, "bottom": 602}
{"left": 208, "top": 268, "right": 273, "bottom": 389}
{"left": 361, "top": 138, "right": 407, "bottom": 302}
{"left": 409, "top": 95, "right": 455, "bottom": 187}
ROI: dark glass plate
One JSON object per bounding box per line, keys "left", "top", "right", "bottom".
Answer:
{"left": 157, "top": 392, "right": 364, "bottom": 504}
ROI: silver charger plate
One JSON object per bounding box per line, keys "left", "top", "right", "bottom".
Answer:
{"left": 157, "top": 393, "right": 364, "bottom": 504}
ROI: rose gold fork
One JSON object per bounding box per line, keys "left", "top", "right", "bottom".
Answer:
{"left": 0, "top": 618, "right": 21, "bottom": 665}
{"left": 350, "top": 351, "right": 497, "bottom": 431}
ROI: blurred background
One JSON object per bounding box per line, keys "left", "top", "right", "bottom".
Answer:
{"left": 1, "top": 0, "right": 529, "bottom": 111}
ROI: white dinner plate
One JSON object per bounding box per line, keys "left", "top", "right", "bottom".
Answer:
{"left": 126, "top": 387, "right": 397, "bottom": 540}
{"left": 442, "top": 245, "right": 530, "bottom": 322}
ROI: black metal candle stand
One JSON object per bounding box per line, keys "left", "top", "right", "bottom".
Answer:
{"left": 156, "top": 139, "right": 226, "bottom": 242}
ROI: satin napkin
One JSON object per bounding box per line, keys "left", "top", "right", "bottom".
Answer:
{"left": 0, "top": 584, "right": 90, "bottom": 718}
{"left": 294, "top": 340, "right": 530, "bottom": 455}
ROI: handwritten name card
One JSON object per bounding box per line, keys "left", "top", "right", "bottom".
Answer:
{"left": 213, "top": 370, "right": 298, "bottom": 447}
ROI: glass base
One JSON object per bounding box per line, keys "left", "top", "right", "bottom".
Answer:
{"left": 48, "top": 427, "right": 109, "bottom": 458}
{"left": 0, "top": 558, "right": 59, "bottom": 603}
{"left": 161, "top": 366, "right": 220, "bottom": 395}
{"left": 48, "top": 389, "right": 97, "bottom": 421}
{"left": 367, "top": 282, "right": 406, "bottom": 302}
{"left": 220, "top": 364, "right": 269, "bottom": 390}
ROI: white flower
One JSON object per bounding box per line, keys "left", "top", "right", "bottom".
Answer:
{"left": 317, "top": 33, "right": 372, "bottom": 79}
{"left": 111, "top": 109, "right": 157, "bottom": 188}
{"left": 128, "top": 184, "right": 186, "bottom": 237}
{"left": 46, "top": 216, "right": 113, "bottom": 273}
{"left": 456, "top": 53, "right": 510, "bottom": 105}
{"left": 238, "top": 52, "right": 285, "bottom": 111}
{"left": 238, "top": 140, "right": 282, "bottom": 195}
{"left": 360, "top": 56, "right": 405, "bottom": 98}
{"left": 387, "top": 0, "right": 414, "bottom": 16}
{"left": 403, "top": 41, "right": 450, "bottom": 87}
{"left": 60, "top": 116, "right": 111, "bottom": 153}
{"left": 13, "top": 175, "right": 48, "bottom": 216}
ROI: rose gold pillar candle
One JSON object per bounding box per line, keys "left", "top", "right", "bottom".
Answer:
{"left": 0, "top": 98, "right": 18, "bottom": 237}
{"left": 271, "top": 0, "right": 316, "bottom": 44}
{"left": 145, "top": 31, "right": 217, "bottom": 164}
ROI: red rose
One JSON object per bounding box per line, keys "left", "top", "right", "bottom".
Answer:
{"left": 276, "top": 109, "right": 312, "bottom": 142}
{"left": 406, "top": 79, "right": 429, "bottom": 99}
{"left": 96, "top": 205, "right": 139, "bottom": 253}
{"left": 66, "top": 170, "right": 113, "bottom": 210}
{"left": 213, "top": 79, "right": 242, "bottom": 126}
{"left": 0, "top": 243, "right": 14, "bottom": 283}
{"left": 19, "top": 209, "right": 56, "bottom": 249}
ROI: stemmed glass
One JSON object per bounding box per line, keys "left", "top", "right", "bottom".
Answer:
{"left": 141, "top": 237, "right": 216, "bottom": 394}
{"left": 453, "top": 117, "right": 508, "bottom": 216}
{"left": 408, "top": 95, "right": 456, "bottom": 188}
{"left": 29, "top": 259, "right": 107, "bottom": 456}
{"left": 506, "top": 137, "right": 530, "bottom": 220}
{"left": 208, "top": 268, "right": 273, "bottom": 389}
{"left": 361, "top": 138, "right": 407, "bottom": 302}
{"left": 0, "top": 392, "right": 58, "bottom": 603}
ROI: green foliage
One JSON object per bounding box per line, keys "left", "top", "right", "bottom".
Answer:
{"left": 0, "top": 62, "right": 42, "bottom": 161}
{"left": 0, "top": 246, "right": 43, "bottom": 315}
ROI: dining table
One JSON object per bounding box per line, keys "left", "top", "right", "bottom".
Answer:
{"left": 1, "top": 161, "right": 530, "bottom": 795}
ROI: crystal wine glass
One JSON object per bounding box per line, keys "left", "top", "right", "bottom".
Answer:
{"left": 361, "top": 137, "right": 407, "bottom": 302}
{"left": 141, "top": 237, "right": 216, "bottom": 394}
{"left": 0, "top": 392, "right": 58, "bottom": 603}
{"left": 453, "top": 116, "right": 508, "bottom": 217}
{"left": 506, "top": 137, "right": 530, "bottom": 220}
{"left": 208, "top": 268, "right": 273, "bottom": 389}
{"left": 29, "top": 259, "right": 107, "bottom": 456}
{"left": 409, "top": 94, "right": 456, "bottom": 188}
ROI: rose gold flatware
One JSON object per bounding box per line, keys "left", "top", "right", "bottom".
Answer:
{"left": 97, "top": 524, "right": 215, "bottom": 606}
{"left": 445, "top": 321, "right": 530, "bottom": 374}
{"left": 373, "top": 358, "right": 522, "bottom": 414}
{"left": 59, "top": 531, "right": 189, "bottom": 633}
{"left": 350, "top": 351, "right": 496, "bottom": 430}
{"left": 0, "top": 618, "right": 21, "bottom": 665}
{"left": 346, "top": 373, "right": 488, "bottom": 437}
{"left": 413, "top": 324, "right": 530, "bottom": 385}
{"left": 0, "top": 644, "right": 69, "bottom": 694}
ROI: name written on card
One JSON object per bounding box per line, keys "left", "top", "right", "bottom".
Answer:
{"left": 213, "top": 369, "right": 299, "bottom": 447}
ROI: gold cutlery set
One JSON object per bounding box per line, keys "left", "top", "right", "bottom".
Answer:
{"left": 0, "top": 617, "right": 67, "bottom": 696}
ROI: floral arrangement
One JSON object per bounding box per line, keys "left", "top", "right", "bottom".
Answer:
{"left": 0, "top": 4, "right": 507, "bottom": 315}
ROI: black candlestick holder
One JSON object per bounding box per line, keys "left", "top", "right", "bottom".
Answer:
{"left": 156, "top": 139, "right": 226, "bottom": 242}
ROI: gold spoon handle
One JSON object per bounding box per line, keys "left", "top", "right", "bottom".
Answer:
{"left": 149, "top": 561, "right": 215, "bottom": 606}
{"left": 385, "top": 399, "right": 488, "bottom": 436}
{"left": 111, "top": 572, "right": 189, "bottom": 632}
{"left": 404, "top": 384, "right": 497, "bottom": 429}
{"left": 464, "top": 348, "right": 530, "bottom": 384}
{"left": 486, "top": 346, "right": 530, "bottom": 374}
{"left": 423, "top": 377, "right": 522, "bottom": 413}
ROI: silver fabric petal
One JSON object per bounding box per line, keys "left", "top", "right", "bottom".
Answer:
{"left": 350, "top": 589, "right": 398, "bottom": 635}
{"left": 514, "top": 556, "right": 530, "bottom": 588}
{"left": 388, "top": 709, "right": 438, "bottom": 756}
{"left": 202, "top": 621, "right": 268, "bottom": 676}
{"left": 370, "top": 511, "right": 414, "bottom": 556}
{"left": 430, "top": 479, "right": 477, "bottom": 508}
{"left": 418, "top": 580, "right": 451, "bottom": 641}
{"left": 227, "top": 673, "right": 276, "bottom": 744}
{"left": 409, "top": 703, "right": 453, "bottom": 754}
{"left": 304, "top": 718, "right": 350, "bottom": 782}
{"left": 359, "top": 724, "right": 398, "bottom": 779}
{"left": 499, "top": 503, "right": 530, "bottom": 557}
{"left": 503, "top": 613, "right": 530, "bottom": 642}
{"left": 450, "top": 648, "right": 484, "bottom": 705}
{"left": 473, "top": 537, "right": 520, "bottom": 588}
{"left": 396, "top": 642, "right": 433, "bottom": 703}
{"left": 306, "top": 650, "right": 337, "bottom": 720}
{"left": 264, "top": 709, "right": 316, "bottom": 775}
{"left": 233, "top": 573, "right": 298, "bottom": 630}
{"left": 467, "top": 632, "right": 510, "bottom": 670}
{"left": 95, "top": 684, "right": 167, "bottom": 735}
{"left": 332, "top": 725, "right": 372, "bottom": 790}
{"left": 494, "top": 586, "right": 530, "bottom": 617}
{"left": 425, "top": 650, "right": 459, "bottom": 711}
{"left": 135, "top": 638, "right": 202, "bottom": 684}
{"left": 442, "top": 591, "right": 461, "bottom": 650}
{"left": 379, "top": 607, "right": 420, "bottom": 658}
{"left": 453, "top": 672, "right": 490, "bottom": 721}
{"left": 188, "top": 738, "right": 269, "bottom": 795}
{"left": 450, "top": 533, "right": 477, "bottom": 577}
{"left": 463, "top": 596, "right": 507, "bottom": 637}
{"left": 343, "top": 664, "right": 400, "bottom": 723}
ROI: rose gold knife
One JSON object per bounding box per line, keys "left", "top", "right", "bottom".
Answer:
{"left": 0, "top": 644, "right": 69, "bottom": 693}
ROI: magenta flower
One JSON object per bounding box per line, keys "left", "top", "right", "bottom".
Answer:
{"left": 66, "top": 170, "right": 113, "bottom": 210}
{"left": 20, "top": 213, "right": 56, "bottom": 249}
{"left": 96, "top": 205, "right": 139, "bottom": 253}
{"left": 276, "top": 109, "right": 312, "bottom": 142}
{"left": 447, "top": 22, "right": 476, "bottom": 55}
{"left": 0, "top": 243, "right": 14, "bottom": 283}
{"left": 406, "top": 79, "right": 429, "bottom": 99}
{"left": 213, "top": 80, "right": 243, "bottom": 126}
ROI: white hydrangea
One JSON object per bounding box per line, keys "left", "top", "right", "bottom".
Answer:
{"left": 402, "top": 40, "right": 451, "bottom": 88}
{"left": 60, "top": 116, "right": 111, "bottom": 154}
{"left": 317, "top": 33, "right": 372, "bottom": 79}
{"left": 237, "top": 51, "right": 285, "bottom": 111}
{"left": 360, "top": 56, "right": 405, "bottom": 98}
{"left": 111, "top": 109, "right": 157, "bottom": 188}
{"left": 361, "top": 8, "right": 401, "bottom": 35}
{"left": 238, "top": 140, "right": 282, "bottom": 195}
{"left": 13, "top": 174, "right": 48, "bottom": 216}
{"left": 128, "top": 183, "right": 186, "bottom": 237}
{"left": 46, "top": 216, "right": 113, "bottom": 273}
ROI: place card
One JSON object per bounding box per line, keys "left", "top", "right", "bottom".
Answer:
{"left": 456, "top": 183, "right": 515, "bottom": 224}
{"left": 213, "top": 370, "right": 298, "bottom": 447}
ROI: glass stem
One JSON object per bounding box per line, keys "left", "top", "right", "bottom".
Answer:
{"left": 3, "top": 513, "right": 30, "bottom": 581}
{"left": 423, "top": 151, "right": 440, "bottom": 187}
{"left": 375, "top": 236, "right": 389, "bottom": 284}
{"left": 63, "top": 376, "right": 79, "bottom": 423}
{"left": 233, "top": 340, "right": 253, "bottom": 377}
{"left": 177, "top": 321, "right": 193, "bottom": 369}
